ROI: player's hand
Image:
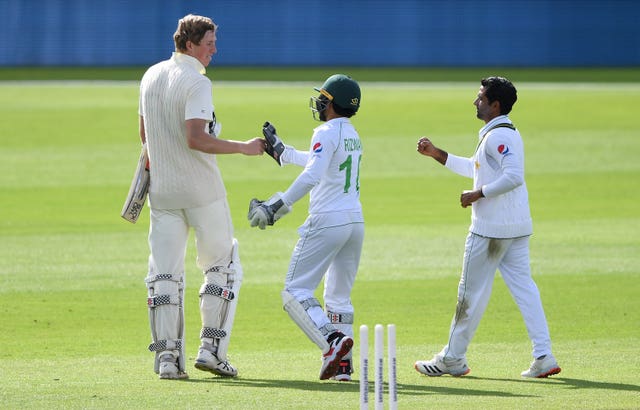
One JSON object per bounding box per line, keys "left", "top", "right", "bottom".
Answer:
{"left": 460, "top": 189, "right": 483, "bottom": 208}
{"left": 243, "top": 137, "right": 266, "bottom": 156}
{"left": 417, "top": 137, "right": 436, "bottom": 156}
{"left": 417, "top": 137, "right": 449, "bottom": 165}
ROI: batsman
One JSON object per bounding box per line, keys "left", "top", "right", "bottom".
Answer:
{"left": 248, "top": 74, "right": 365, "bottom": 381}
{"left": 136, "top": 15, "right": 264, "bottom": 380}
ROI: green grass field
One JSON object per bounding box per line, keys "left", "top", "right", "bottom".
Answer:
{"left": 1, "top": 70, "right": 639, "bottom": 409}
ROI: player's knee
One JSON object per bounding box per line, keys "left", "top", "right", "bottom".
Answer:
{"left": 146, "top": 273, "right": 184, "bottom": 303}
{"left": 282, "top": 287, "right": 314, "bottom": 305}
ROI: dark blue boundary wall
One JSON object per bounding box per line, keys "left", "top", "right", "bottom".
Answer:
{"left": 1, "top": 0, "right": 639, "bottom": 67}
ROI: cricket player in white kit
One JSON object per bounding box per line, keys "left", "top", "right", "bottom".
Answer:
{"left": 248, "top": 74, "right": 364, "bottom": 381}
{"left": 138, "top": 15, "right": 265, "bottom": 380}
{"left": 414, "top": 77, "right": 561, "bottom": 378}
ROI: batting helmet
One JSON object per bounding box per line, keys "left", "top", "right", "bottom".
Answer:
{"left": 314, "top": 74, "right": 361, "bottom": 113}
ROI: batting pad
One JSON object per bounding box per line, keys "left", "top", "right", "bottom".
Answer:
{"left": 199, "top": 238, "right": 243, "bottom": 361}
{"left": 146, "top": 272, "right": 185, "bottom": 373}
{"left": 282, "top": 290, "right": 332, "bottom": 353}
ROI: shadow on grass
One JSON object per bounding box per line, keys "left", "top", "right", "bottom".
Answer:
{"left": 470, "top": 376, "right": 640, "bottom": 393}
{"left": 183, "top": 377, "right": 532, "bottom": 398}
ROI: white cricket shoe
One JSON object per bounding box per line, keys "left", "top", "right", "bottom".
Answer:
{"left": 194, "top": 347, "right": 238, "bottom": 377}
{"left": 521, "top": 354, "right": 561, "bottom": 378}
{"left": 158, "top": 355, "right": 189, "bottom": 380}
{"left": 414, "top": 354, "right": 470, "bottom": 377}
{"left": 319, "top": 332, "right": 353, "bottom": 380}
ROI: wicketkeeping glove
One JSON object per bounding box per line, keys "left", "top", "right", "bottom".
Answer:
{"left": 262, "top": 121, "right": 285, "bottom": 165}
{"left": 247, "top": 192, "right": 292, "bottom": 229}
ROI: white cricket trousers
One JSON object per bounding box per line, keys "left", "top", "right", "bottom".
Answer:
{"left": 146, "top": 199, "right": 234, "bottom": 352}
{"left": 441, "top": 233, "right": 553, "bottom": 360}
{"left": 148, "top": 198, "right": 234, "bottom": 275}
{"left": 285, "top": 212, "right": 364, "bottom": 331}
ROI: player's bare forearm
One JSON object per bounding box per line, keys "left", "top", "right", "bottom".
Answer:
{"left": 191, "top": 135, "right": 265, "bottom": 155}
{"left": 186, "top": 120, "right": 265, "bottom": 155}
{"left": 417, "top": 137, "right": 448, "bottom": 165}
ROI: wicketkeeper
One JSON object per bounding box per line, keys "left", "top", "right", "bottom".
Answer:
{"left": 248, "top": 74, "right": 364, "bottom": 381}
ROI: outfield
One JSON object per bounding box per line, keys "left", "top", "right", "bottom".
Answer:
{"left": 1, "top": 72, "right": 639, "bottom": 409}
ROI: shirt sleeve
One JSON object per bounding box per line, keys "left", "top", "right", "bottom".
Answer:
{"left": 281, "top": 145, "right": 310, "bottom": 167}
{"left": 481, "top": 131, "right": 525, "bottom": 198}
{"left": 445, "top": 153, "right": 474, "bottom": 178}
{"left": 185, "top": 79, "right": 213, "bottom": 121}
{"left": 281, "top": 132, "right": 335, "bottom": 205}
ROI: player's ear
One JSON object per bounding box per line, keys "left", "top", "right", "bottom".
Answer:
{"left": 491, "top": 100, "right": 501, "bottom": 114}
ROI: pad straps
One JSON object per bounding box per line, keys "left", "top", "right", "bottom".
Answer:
{"left": 200, "top": 327, "right": 227, "bottom": 339}
{"left": 199, "top": 283, "right": 235, "bottom": 301}
{"left": 327, "top": 312, "right": 354, "bottom": 324}
{"left": 149, "top": 339, "right": 182, "bottom": 352}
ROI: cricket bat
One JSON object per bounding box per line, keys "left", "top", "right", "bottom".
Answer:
{"left": 120, "top": 144, "right": 150, "bottom": 223}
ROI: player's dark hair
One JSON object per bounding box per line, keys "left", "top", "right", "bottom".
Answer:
{"left": 174, "top": 14, "right": 217, "bottom": 53}
{"left": 481, "top": 77, "right": 517, "bottom": 115}
{"left": 332, "top": 102, "right": 356, "bottom": 118}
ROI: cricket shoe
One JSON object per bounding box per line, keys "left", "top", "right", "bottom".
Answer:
{"left": 158, "top": 354, "right": 189, "bottom": 380}
{"left": 414, "top": 354, "right": 470, "bottom": 377}
{"left": 319, "top": 332, "right": 353, "bottom": 380}
{"left": 194, "top": 347, "right": 238, "bottom": 377}
{"left": 521, "top": 354, "right": 561, "bottom": 378}
{"left": 331, "top": 359, "right": 353, "bottom": 382}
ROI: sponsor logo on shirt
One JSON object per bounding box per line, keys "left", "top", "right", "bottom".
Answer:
{"left": 313, "top": 142, "right": 323, "bottom": 153}
{"left": 498, "top": 144, "right": 510, "bottom": 155}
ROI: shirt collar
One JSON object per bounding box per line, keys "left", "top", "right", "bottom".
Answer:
{"left": 327, "top": 117, "right": 350, "bottom": 125}
{"left": 171, "top": 52, "right": 206, "bottom": 75}
{"left": 313, "top": 116, "right": 350, "bottom": 132}
{"left": 479, "top": 115, "right": 511, "bottom": 139}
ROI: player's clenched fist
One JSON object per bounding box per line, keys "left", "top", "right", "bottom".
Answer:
{"left": 416, "top": 137, "right": 448, "bottom": 165}
{"left": 417, "top": 137, "right": 436, "bottom": 156}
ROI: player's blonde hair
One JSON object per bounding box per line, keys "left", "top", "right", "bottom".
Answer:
{"left": 173, "top": 14, "right": 217, "bottom": 53}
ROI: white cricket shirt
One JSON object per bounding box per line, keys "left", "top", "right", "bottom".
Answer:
{"left": 445, "top": 115, "right": 533, "bottom": 238}
{"left": 139, "top": 52, "right": 225, "bottom": 209}
{"left": 282, "top": 117, "right": 363, "bottom": 216}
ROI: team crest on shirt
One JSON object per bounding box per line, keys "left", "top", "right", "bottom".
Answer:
{"left": 313, "top": 142, "right": 323, "bottom": 153}
{"left": 498, "top": 144, "right": 510, "bottom": 155}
